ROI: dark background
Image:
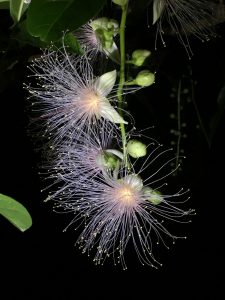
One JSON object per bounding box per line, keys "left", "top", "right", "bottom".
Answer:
{"left": 1, "top": 6, "right": 225, "bottom": 300}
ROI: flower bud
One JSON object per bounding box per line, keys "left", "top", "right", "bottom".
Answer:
{"left": 112, "top": 0, "right": 128, "bottom": 7}
{"left": 91, "top": 18, "right": 119, "bottom": 34}
{"left": 127, "top": 139, "right": 147, "bottom": 158}
{"left": 143, "top": 187, "right": 163, "bottom": 205}
{"left": 135, "top": 70, "right": 155, "bottom": 87}
{"left": 131, "top": 49, "right": 151, "bottom": 66}
{"left": 89, "top": 18, "right": 120, "bottom": 62}
{"left": 95, "top": 28, "right": 114, "bottom": 50}
{"left": 91, "top": 18, "right": 119, "bottom": 51}
{"left": 107, "top": 20, "right": 119, "bottom": 32}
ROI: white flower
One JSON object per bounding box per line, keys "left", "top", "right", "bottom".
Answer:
{"left": 47, "top": 124, "right": 122, "bottom": 187}
{"left": 153, "top": 0, "right": 216, "bottom": 57}
{"left": 75, "top": 18, "right": 120, "bottom": 63}
{"left": 47, "top": 142, "right": 194, "bottom": 269}
{"left": 26, "top": 47, "right": 126, "bottom": 146}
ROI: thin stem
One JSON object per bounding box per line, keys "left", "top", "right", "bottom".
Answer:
{"left": 175, "top": 80, "right": 182, "bottom": 169}
{"left": 190, "top": 78, "right": 210, "bottom": 147}
{"left": 187, "top": 66, "right": 210, "bottom": 147}
{"left": 117, "top": 1, "right": 129, "bottom": 166}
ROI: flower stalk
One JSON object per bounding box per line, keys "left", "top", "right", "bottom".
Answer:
{"left": 117, "top": 1, "right": 129, "bottom": 166}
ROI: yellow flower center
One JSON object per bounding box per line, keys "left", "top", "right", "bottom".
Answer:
{"left": 82, "top": 90, "right": 101, "bottom": 116}
{"left": 116, "top": 185, "right": 137, "bottom": 207}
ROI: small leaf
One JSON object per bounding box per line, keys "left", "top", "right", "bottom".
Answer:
{"left": 153, "top": 0, "right": 165, "bottom": 25}
{"left": 27, "top": 0, "right": 107, "bottom": 42}
{"left": 10, "top": 0, "right": 30, "bottom": 22}
{"left": 64, "top": 32, "right": 83, "bottom": 55}
{"left": 0, "top": 193, "right": 32, "bottom": 232}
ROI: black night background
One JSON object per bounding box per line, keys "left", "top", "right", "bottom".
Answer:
{"left": 0, "top": 2, "right": 224, "bottom": 299}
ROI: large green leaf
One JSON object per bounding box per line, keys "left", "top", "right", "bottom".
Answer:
{"left": 13, "top": 20, "right": 48, "bottom": 48}
{"left": 10, "top": 0, "right": 30, "bottom": 22}
{"left": 0, "top": 193, "right": 32, "bottom": 232}
{"left": 26, "top": 0, "right": 107, "bottom": 42}
{"left": 0, "top": 0, "right": 9, "bottom": 9}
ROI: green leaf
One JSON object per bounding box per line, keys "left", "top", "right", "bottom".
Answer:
{"left": 0, "top": 193, "right": 32, "bottom": 232}
{"left": 10, "top": 0, "right": 30, "bottom": 22}
{"left": 152, "top": 0, "right": 165, "bottom": 25}
{"left": 0, "top": 0, "right": 9, "bottom": 9}
{"left": 27, "top": 0, "right": 107, "bottom": 42}
{"left": 64, "top": 32, "right": 83, "bottom": 55}
{"left": 13, "top": 20, "right": 48, "bottom": 48}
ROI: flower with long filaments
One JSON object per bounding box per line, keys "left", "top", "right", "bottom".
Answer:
{"left": 75, "top": 18, "right": 120, "bottom": 63}
{"left": 46, "top": 123, "right": 122, "bottom": 189}
{"left": 75, "top": 22, "right": 103, "bottom": 58}
{"left": 47, "top": 143, "right": 194, "bottom": 269}
{"left": 153, "top": 0, "right": 216, "bottom": 57}
{"left": 26, "top": 47, "right": 126, "bottom": 146}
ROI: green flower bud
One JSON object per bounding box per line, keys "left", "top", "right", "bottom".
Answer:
{"left": 132, "top": 49, "right": 151, "bottom": 66}
{"left": 127, "top": 139, "right": 147, "bottom": 158}
{"left": 91, "top": 18, "right": 119, "bottom": 34}
{"left": 95, "top": 29, "right": 114, "bottom": 50}
{"left": 103, "top": 30, "right": 113, "bottom": 41}
{"left": 91, "top": 18, "right": 109, "bottom": 31}
{"left": 135, "top": 70, "right": 155, "bottom": 87}
{"left": 143, "top": 187, "right": 163, "bottom": 205}
{"left": 107, "top": 20, "right": 119, "bottom": 32}
{"left": 90, "top": 18, "right": 119, "bottom": 61}
{"left": 104, "top": 153, "right": 118, "bottom": 169}
{"left": 104, "top": 40, "right": 114, "bottom": 50}
{"left": 112, "top": 0, "right": 128, "bottom": 7}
